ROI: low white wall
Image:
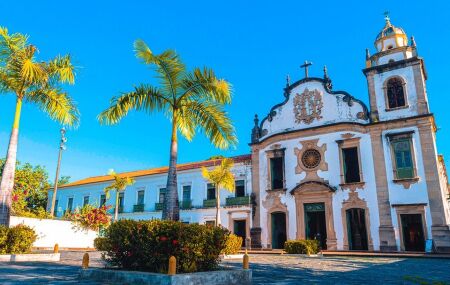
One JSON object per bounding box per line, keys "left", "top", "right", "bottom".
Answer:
{"left": 10, "top": 216, "right": 98, "bottom": 249}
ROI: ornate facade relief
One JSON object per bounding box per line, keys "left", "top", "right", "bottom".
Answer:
{"left": 293, "top": 88, "right": 323, "bottom": 124}
{"left": 294, "top": 139, "right": 328, "bottom": 183}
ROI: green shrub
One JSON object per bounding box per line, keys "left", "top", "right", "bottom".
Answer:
{"left": 0, "top": 225, "right": 8, "bottom": 254}
{"left": 221, "top": 233, "right": 242, "bottom": 255}
{"left": 284, "top": 239, "right": 320, "bottom": 255}
{"left": 0, "top": 225, "right": 37, "bottom": 254}
{"left": 6, "top": 224, "right": 37, "bottom": 254}
{"left": 95, "top": 220, "right": 229, "bottom": 273}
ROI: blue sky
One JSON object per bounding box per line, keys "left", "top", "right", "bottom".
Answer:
{"left": 1, "top": 1, "right": 450, "bottom": 182}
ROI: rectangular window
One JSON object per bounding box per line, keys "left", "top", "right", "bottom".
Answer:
{"left": 207, "top": 183, "right": 216, "bottom": 200}
{"left": 235, "top": 180, "right": 245, "bottom": 197}
{"left": 205, "top": 220, "right": 215, "bottom": 226}
{"left": 182, "top": 185, "right": 191, "bottom": 201}
{"left": 54, "top": 200, "right": 59, "bottom": 217}
{"left": 100, "top": 194, "right": 106, "bottom": 207}
{"left": 159, "top": 188, "right": 166, "bottom": 203}
{"left": 270, "top": 157, "right": 284, "bottom": 189}
{"left": 83, "top": 196, "right": 90, "bottom": 207}
{"left": 342, "top": 147, "right": 361, "bottom": 183}
{"left": 392, "top": 138, "right": 414, "bottom": 179}
{"left": 118, "top": 192, "right": 125, "bottom": 208}
{"left": 67, "top": 197, "right": 73, "bottom": 213}
{"left": 137, "top": 190, "right": 145, "bottom": 205}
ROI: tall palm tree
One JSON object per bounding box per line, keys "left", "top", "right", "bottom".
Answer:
{"left": 98, "top": 40, "right": 237, "bottom": 221}
{"left": 202, "top": 158, "right": 235, "bottom": 226}
{"left": 103, "top": 170, "right": 135, "bottom": 221}
{"left": 0, "top": 27, "right": 79, "bottom": 226}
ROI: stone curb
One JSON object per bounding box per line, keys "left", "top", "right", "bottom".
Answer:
{"left": 0, "top": 253, "right": 60, "bottom": 262}
{"left": 79, "top": 267, "right": 252, "bottom": 285}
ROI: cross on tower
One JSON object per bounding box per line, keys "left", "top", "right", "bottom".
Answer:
{"left": 300, "top": 61, "right": 313, "bottom": 78}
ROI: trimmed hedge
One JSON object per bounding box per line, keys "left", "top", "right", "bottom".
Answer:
{"left": 94, "top": 220, "right": 230, "bottom": 273}
{"left": 284, "top": 239, "right": 320, "bottom": 255}
{"left": 222, "top": 234, "right": 242, "bottom": 255}
{"left": 0, "top": 224, "right": 37, "bottom": 254}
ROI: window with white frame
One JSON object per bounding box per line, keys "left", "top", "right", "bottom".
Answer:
{"left": 137, "top": 189, "right": 145, "bottom": 205}
{"left": 235, "top": 180, "right": 245, "bottom": 197}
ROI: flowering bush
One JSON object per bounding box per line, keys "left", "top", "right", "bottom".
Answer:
{"left": 70, "top": 204, "right": 112, "bottom": 231}
{"left": 0, "top": 224, "right": 37, "bottom": 254}
{"left": 94, "top": 220, "right": 229, "bottom": 273}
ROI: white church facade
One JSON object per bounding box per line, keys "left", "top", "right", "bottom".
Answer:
{"left": 49, "top": 18, "right": 450, "bottom": 252}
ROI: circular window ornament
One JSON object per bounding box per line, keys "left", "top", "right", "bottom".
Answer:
{"left": 301, "top": 149, "right": 321, "bottom": 169}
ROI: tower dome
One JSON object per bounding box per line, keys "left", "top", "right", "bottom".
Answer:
{"left": 374, "top": 15, "right": 408, "bottom": 52}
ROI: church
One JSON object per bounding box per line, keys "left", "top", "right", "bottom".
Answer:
{"left": 249, "top": 16, "right": 450, "bottom": 252}
{"left": 49, "top": 17, "right": 450, "bottom": 252}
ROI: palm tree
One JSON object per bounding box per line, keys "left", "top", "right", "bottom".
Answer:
{"left": 98, "top": 40, "right": 237, "bottom": 221}
{"left": 202, "top": 158, "right": 235, "bottom": 226}
{"left": 0, "top": 27, "right": 79, "bottom": 226}
{"left": 103, "top": 170, "right": 135, "bottom": 221}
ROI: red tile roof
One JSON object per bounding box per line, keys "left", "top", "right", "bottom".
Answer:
{"left": 59, "top": 154, "right": 251, "bottom": 189}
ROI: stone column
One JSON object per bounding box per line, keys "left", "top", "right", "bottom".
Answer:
{"left": 370, "top": 129, "right": 397, "bottom": 251}
{"left": 412, "top": 61, "right": 430, "bottom": 115}
{"left": 250, "top": 146, "right": 262, "bottom": 248}
{"left": 418, "top": 119, "right": 450, "bottom": 252}
{"left": 366, "top": 71, "right": 379, "bottom": 122}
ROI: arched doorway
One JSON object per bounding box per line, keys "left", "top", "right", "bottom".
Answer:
{"left": 271, "top": 212, "right": 287, "bottom": 249}
{"left": 346, "top": 208, "right": 368, "bottom": 250}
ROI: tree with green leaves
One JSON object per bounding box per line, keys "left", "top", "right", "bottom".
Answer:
{"left": 0, "top": 27, "right": 79, "bottom": 226}
{"left": 98, "top": 40, "right": 237, "bottom": 221}
{"left": 103, "top": 170, "right": 135, "bottom": 221}
{"left": 202, "top": 158, "right": 235, "bottom": 226}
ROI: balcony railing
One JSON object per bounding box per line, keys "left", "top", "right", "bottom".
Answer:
{"left": 226, "top": 195, "right": 250, "bottom": 206}
{"left": 203, "top": 199, "right": 216, "bottom": 208}
{"left": 155, "top": 202, "right": 164, "bottom": 211}
{"left": 133, "top": 204, "right": 145, "bottom": 212}
{"left": 180, "top": 200, "right": 192, "bottom": 210}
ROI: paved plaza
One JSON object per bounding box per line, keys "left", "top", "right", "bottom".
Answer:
{"left": 0, "top": 251, "right": 448, "bottom": 284}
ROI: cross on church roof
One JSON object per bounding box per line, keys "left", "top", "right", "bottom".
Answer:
{"left": 300, "top": 60, "right": 313, "bottom": 78}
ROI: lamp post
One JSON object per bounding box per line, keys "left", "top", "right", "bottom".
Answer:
{"left": 50, "top": 127, "right": 67, "bottom": 217}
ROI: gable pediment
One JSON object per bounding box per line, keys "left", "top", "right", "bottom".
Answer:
{"left": 258, "top": 78, "right": 369, "bottom": 140}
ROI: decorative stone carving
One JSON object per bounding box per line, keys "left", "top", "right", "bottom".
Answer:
{"left": 341, "top": 133, "right": 355, "bottom": 139}
{"left": 293, "top": 88, "right": 323, "bottom": 124}
{"left": 262, "top": 190, "right": 286, "bottom": 211}
{"left": 294, "top": 139, "right": 328, "bottom": 183}
{"left": 393, "top": 177, "right": 420, "bottom": 189}
{"left": 340, "top": 182, "right": 365, "bottom": 192}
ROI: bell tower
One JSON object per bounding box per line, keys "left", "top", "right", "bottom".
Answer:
{"left": 363, "top": 15, "right": 429, "bottom": 122}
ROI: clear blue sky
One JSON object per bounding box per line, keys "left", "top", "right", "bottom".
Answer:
{"left": 1, "top": 0, "right": 450, "bottom": 182}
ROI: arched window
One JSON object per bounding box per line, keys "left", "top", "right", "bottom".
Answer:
{"left": 386, "top": 77, "right": 406, "bottom": 109}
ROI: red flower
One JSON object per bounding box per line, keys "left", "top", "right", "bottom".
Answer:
{"left": 23, "top": 190, "right": 28, "bottom": 195}
{"left": 12, "top": 194, "right": 18, "bottom": 202}
{"left": 159, "top": 236, "right": 168, "bottom": 242}
{"left": 172, "top": 240, "right": 179, "bottom": 246}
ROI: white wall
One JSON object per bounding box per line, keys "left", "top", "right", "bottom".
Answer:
{"left": 10, "top": 216, "right": 98, "bottom": 249}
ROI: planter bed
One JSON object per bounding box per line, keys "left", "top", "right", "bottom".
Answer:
{"left": 79, "top": 267, "right": 251, "bottom": 285}
{"left": 282, "top": 253, "right": 323, "bottom": 258}
{"left": 0, "top": 253, "right": 60, "bottom": 262}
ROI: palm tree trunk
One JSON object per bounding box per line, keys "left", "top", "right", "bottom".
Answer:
{"left": 215, "top": 184, "right": 221, "bottom": 227}
{"left": 114, "top": 190, "right": 119, "bottom": 221}
{"left": 162, "top": 116, "right": 180, "bottom": 221}
{"left": 0, "top": 98, "right": 23, "bottom": 226}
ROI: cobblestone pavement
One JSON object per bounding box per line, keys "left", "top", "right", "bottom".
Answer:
{"left": 0, "top": 251, "right": 449, "bottom": 284}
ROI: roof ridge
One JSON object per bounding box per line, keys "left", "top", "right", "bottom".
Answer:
{"left": 58, "top": 154, "right": 251, "bottom": 189}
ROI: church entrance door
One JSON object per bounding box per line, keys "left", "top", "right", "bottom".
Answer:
{"left": 271, "top": 212, "right": 287, "bottom": 249}
{"left": 304, "top": 203, "right": 327, "bottom": 249}
{"left": 346, "top": 208, "right": 368, "bottom": 250}
{"left": 401, "top": 214, "right": 425, "bottom": 252}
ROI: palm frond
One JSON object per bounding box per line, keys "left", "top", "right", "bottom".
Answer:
{"left": 179, "top": 67, "right": 232, "bottom": 105}
{"left": 181, "top": 101, "right": 237, "bottom": 149}
{"left": 26, "top": 87, "right": 80, "bottom": 127}
{"left": 98, "top": 84, "right": 172, "bottom": 125}
{"left": 201, "top": 158, "right": 235, "bottom": 192}
{"left": 48, "top": 54, "right": 75, "bottom": 84}
{"left": 134, "top": 40, "right": 185, "bottom": 99}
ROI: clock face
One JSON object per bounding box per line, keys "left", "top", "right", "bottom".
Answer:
{"left": 301, "top": 149, "right": 322, "bottom": 169}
